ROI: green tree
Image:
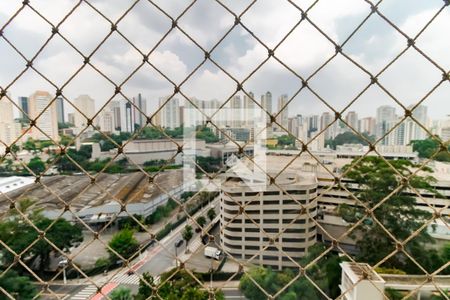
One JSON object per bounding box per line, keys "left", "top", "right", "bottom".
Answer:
{"left": 195, "top": 126, "right": 220, "bottom": 143}
{"left": 23, "top": 138, "right": 37, "bottom": 151}
{"left": 182, "top": 225, "right": 193, "bottom": 247}
{"left": 325, "top": 131, "right": 374, "bottom": 149}
{"left": 196, "top": 156, "right": 222, "bottom": 173}
{"left": 196, "top": 216, "right": 207, "bottom": 228}
{"left": 239, "top": 244, "right": 341, "bottom": 300}
{"left": 109, "top": 286, "right": 132, "bottom": 300}
{"left": 0, "top": 199, "right": 83, "bottom": 272}
{"left": 411, "top": 138, "right": 450, "bottom": 162}
{"left": 385, "top": 288, "right": 408, "bottom": 300}
{"left": 108, "top": 229, "right": 139, "bottom": 261}
{"left": 0, "top": 270, "right": 37, "bottom": 300}
{"left": 277, "top": 135, "right": 296, "bottom": 147}
{"left": 207, "top": 208, "right": 216, "bottom": 221}
{"left": 27, "top": 156, "right": 46, "bottom": 174}
{"left": 158, "top": 269, "right": 223, "bottom": 300}
{"left": 338, "top": 157, "right": 442, "bottom": 273}
{"left": 430, "top": 290, "right": 450, "bottom": 300}
{"left": 135, "top": 272, "right": 154, "bottom": 300}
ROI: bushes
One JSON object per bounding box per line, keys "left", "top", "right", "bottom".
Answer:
{"left": 118, "top": 214, "right": 145, "bottom": 231}
{"left": 108, "top": 229, "right": 139, "bottom": 260}
{"left": 145, "top": 198, "right": 178, "bottom": 225}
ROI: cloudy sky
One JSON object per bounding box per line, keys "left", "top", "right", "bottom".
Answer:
{"left": 0, "top": 0, "right": 449, "bottom": 122}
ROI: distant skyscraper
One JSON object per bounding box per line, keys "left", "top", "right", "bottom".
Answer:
{"left": 159, "top": 97, "right": 180, "bottom": 129}
{"left": 18, "top": 96, "right": 29, "bottom": 121}
{"left": 261, "top": 91, "right": 272, "bottom": 114}
{"left": 359, "top": 117, "right": 376, "bottom": 136}
{"left": 409, "top": 105, "right": 428, "bottom": 141}
{"left": 125, "top": 101, "right": 134, "bottom": 132}
{"left": 230, "top": 95, "right": 243, "bottom": 127}
{"left": 306, "top": 115, "right": 319, "bottom": 135}
{"left": 29, "top": 91, "right": 59, "bottom": 141}
{"left": 376, "top": 105, "right": 396, "bottom": 145}
{"left": 345, "top": 111, "right": 358, "bottom": 131}
{"left": 390, "top": 105, "right": 429, "bottom": 146}
{"left": 68, "top": 113, "right": 75, "bottom": 125}
{"left": 98, "top": 110, "right": 114, "bottom": 133}
{"left": 277, "top": 94, "right": 289, "bottom": 129}
{"left": 74, "top": 95, "right": 95, "bottom": 130}
{"left": 132, "top": 93, "right": 147, "bottom": 129}
{"left": 0, "top": 94, "right": 21, "bottom": 145}
{"left": 243, "top": 92, "right": 256, "bottom": 127}
{"left": 56, "top": 97, "right": 65, "bottom": 124}
{"left": 320, "top": 112, "right": 334, "bottom": 140}
{"left": 109, "top": 100, "right": 122, "bottom": 131}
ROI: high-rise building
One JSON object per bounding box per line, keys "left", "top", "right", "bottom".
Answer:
{"left": 409, "top": 105, "right": 428, "bottom": 141}
{"left": 109, "top": 100, "right": 122, "bottom": 131}
{"left": 68, "top": 113, "right": 75, "bottom": 125}
{"left": 306, "top": 115, "right": 319, "bottom": 135}
{"left": 0, "top": 94, "right": 21, "bottom": 146}
{"left": 277, "top": 94, "right": 289, "bottom": 129}
{"left": 73, "top": 95, "right": 95, "bottom": 130}
{"left": 230, "top": 95, "right": 243, "bottom": 127}
{"left": 56, "top": 97, "right": 65, "bottom": 124}
{"left": 132, "top": 93, "right": 147, "bottom": 129}
{"left": 158, "top": 97, "right": 180, "bottom": 129}
{"left": 345, "top": 111, "right": 358, "bottom": 131}
{"left": 18, "top": 96, "right": 29, "bottom": 121}
{"left": 376, "top": 105, "right": 396, "bottom": 145}
{"left": 98, "top": 110, "right": 114, "bottom": 133}
{"left": 243, "top": 92, "right": 256, "bottom": 127}
{"left": 359, "top": 117, "right": 376, "bottom": 136}
{"left": 389, "top": 105, "right": 429, "bottom": 146}
{"left": 289, "top": 114, "right": 307, "bottom": 143}
{"left": 124, "top": 101, "right": 134, "bottom": 132}
{"left": 261, "top": 91, "right": 272, "bottom": 115}
{"left": 320, "top": 112, "right": 334, "bottom": 140}
{"left": 29, "top": 91, "right": 59, "bottom": 141}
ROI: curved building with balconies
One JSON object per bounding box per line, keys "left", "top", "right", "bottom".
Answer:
{"left": 220, "top": 170, "right": 318, "bottom": 270}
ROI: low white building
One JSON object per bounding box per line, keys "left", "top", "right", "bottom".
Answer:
{"left": 0, "top": 176, "right": 34, "bottom": 194}
{"left": 340, "top": 262, "right": 385, "bottom": 300}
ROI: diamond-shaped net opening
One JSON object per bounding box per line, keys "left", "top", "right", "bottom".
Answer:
{"left": 0, "top": 0, "right": 449, "bottom": 299}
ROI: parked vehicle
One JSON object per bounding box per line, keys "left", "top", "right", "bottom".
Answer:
{"left": 204, "top": 246, "right": 221, "bottom": 260}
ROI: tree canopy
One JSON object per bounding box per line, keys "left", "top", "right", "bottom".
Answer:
{"left": 411, "top": 138, "right": 450, "bottom": 162}
{"left": 325, "top": 131, "right": 374, "bottom": 149}
{"left": 339, "top": 156, "right": 446, "bottom": 273}
{"left": 240, "top": 244, "right": 341, "bottom": 300}
{"left": 157, "top": 269, "right": 224, "bottom": 300}
{"left": 108, "top": 229, "right": 139, "bottom": 261}
{"left": 0, "top": 270, "right": 37, "bottom": 299}
{"left": 0, "top": 199, "right": 83, "bottom": 272}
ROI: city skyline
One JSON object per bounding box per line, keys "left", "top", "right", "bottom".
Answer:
{"left": 3, "top": 89, "right": 448, "bottom": 123}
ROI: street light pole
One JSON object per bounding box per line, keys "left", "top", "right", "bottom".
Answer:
{"left": 63, "top": 266, "right": 67, "bottom": 285}
{"left": 175, "top": 244, "right": 178, "bottom": 267}
{"left": 58, "top": 259, "right": 68, "bottom": 285}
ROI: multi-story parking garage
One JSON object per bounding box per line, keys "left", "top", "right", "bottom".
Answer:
{"left": 220, "top": 169, "right": 318, "bottom": 269}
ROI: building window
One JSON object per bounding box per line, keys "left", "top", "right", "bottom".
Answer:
{"left": 286, "top": 190, "right": 306, "bottom": 195}
{"left": 282, "top": 247, "right": 305, "bottom": 252}
{"left": 263, "top": 191, "right": 280, "bottom": 196}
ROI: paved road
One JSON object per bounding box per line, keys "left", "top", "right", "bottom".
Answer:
{"left": 56, "top": 197, "right": 220, "bottom": 299}
{"left": 133, "top": 197, "right": 220, "bottom": 277}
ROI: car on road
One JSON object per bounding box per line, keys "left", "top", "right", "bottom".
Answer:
{"left": 204, "top": 246, "right": 221, "bottom": 260}
{"left": 174, "top": 239, "right": 184, "bottom": 248}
